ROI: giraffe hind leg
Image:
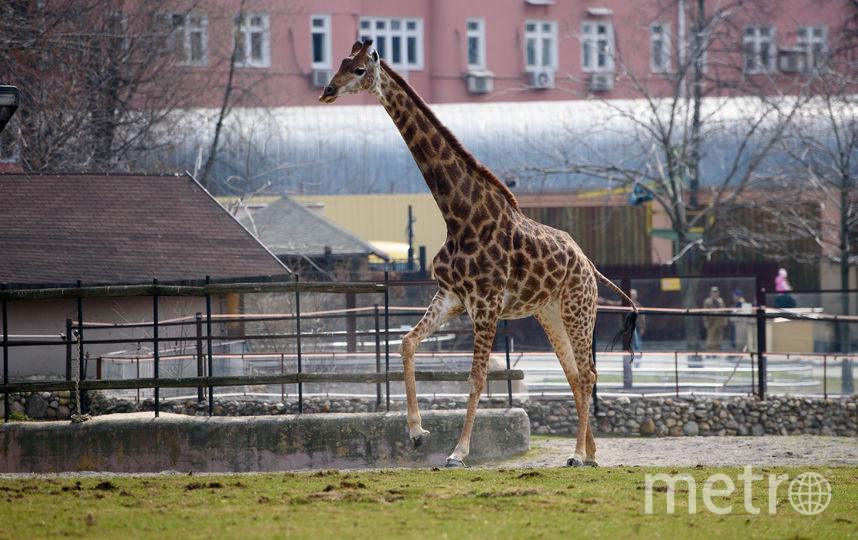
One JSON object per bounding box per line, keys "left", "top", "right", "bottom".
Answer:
{"left": 535, "top": 305, "right": 589, "bottom": 467}
{"left": 561, "top": 288, "right": 599, "bottom": 467}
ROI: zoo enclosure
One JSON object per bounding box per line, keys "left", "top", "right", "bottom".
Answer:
{"left": 2, "top": 277, "right": 858, "bottom": 422}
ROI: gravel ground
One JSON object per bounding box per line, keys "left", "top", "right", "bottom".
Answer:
{"left": 492, "top": 435, "right": 858, "bottom": 469}
{"left": 1, "top": 429, "right": 855, "bottom": 478}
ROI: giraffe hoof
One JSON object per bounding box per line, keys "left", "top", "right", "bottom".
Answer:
{"left": 445, "top": 458, "right": 467, "bottom": 468}
{"left": 566, "top": 457, "right": 584, "bottom": 467}
{"left": 584, "top": 459, "right": 599, "bottom": 467}
{"left": 411, "top": 431, "right": 430, "bottom": 449}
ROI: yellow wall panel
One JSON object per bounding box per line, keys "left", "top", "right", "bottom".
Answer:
{"left": 293, "top": 194, "right": 447, "bottom": 257}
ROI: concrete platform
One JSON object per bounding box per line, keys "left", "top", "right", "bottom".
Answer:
{"left": 0, "top": 408, "right": 530, "bottom": 474}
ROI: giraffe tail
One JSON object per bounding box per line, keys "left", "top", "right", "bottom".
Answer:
{"left": 592, "top": 266, "right": 638, "bottom": 358}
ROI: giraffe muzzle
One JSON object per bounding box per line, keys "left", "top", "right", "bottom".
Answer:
{"left": 319, "top": 85, "right": 337, "bottom": 103}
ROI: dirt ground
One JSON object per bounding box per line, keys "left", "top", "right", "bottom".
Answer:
{"left": 491, "top": 435, "right": 858, "bottom": 469}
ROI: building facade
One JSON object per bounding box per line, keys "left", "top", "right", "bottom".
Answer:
{"left": 103, "top": 0, "right": 852, "bottom": 107}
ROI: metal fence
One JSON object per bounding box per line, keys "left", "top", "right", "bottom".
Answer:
{"left": 2, "top": 277, "right": 857, "bottom": 422}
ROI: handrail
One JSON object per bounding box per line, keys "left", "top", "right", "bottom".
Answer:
{"left": 0, "top": 369, "right": 524, "bottom": 394}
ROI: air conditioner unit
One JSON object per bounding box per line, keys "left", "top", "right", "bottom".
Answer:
{"left": 589, "top": 72, "right": 614, "bottom": 92}
{"left": 466, "top": 70, "right": 494, "bottom": 94}
{"left": 529, "top": 70, "right": 554, "bottom": 89}
{"left": 779, "top": 47, "right": 807, "bottom": 73}
{"left": 310, "top": 69, "right": 332, "bottom": 88}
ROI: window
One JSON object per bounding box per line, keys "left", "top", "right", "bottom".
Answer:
{"left": 154, "top": 12, "right": 207, "bottom": 65}
{"left": 581, "top": 20, "right": 614, "bottom": 72}
{"left": 651, "top": 22, "right": 670, "bottom": 72}
{"left": 524, "top": 19, "right": 558, "bottom": 70}
{"left": 359, "top": 17, "right": 423, "bottom": 71}
{"left": 688, "top": 23, "right": 709, "bottom": 74}
{"left": 311, "top": 14, "right": 331, "bottom": 69}
{"left": 234, "top": 12, "right": 269, "bottom": 68}
{"left": 798, "top": 25, "right": 828, "bottom": 70}
{"left": 176, "top": 13, "right": 208, "bottom": 65}
{"left": 0, "top": 122, "right": 18, "bottom": 164}
{"left": 743, "top": 24, "right": 776, "bottom": 74}
{"left": 466, "top": 18, "right": 486, "bottom": 70}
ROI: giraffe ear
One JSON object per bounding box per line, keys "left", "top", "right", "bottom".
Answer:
{"left": 370, "top": 49, "right": 379, "bottom": 63}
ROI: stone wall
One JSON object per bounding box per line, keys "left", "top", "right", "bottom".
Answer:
{"left": 3, "top": 392, "right": 857, "bottom": 437}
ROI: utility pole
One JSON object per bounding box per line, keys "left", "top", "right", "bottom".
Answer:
{"left": 407, "top": 204, "right": 416, "bottom": 271}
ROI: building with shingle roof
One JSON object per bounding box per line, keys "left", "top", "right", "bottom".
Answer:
{"left": 241, "top": 196, "right": 388, "bottom": 280}
{"left": 0, "top": 173, "right": 290, "bottom": 378}
{"left": 0, "top": 173, "right": 289, "bottom": 286}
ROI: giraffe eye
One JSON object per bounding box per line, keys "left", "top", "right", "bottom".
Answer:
{"left": 354, "top": 67, "right": 366, "bottom": 76}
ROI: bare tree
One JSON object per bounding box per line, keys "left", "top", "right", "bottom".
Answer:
{"left": 503, "top": 0, "right": 824, "bottom": 348}
{"left": 1, "top": 0, "right": 274, "bottom": 185}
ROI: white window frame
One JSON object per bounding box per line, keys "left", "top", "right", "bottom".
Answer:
{"left": 650, "top": 21, "right": 671, "bottom": 73}
{"left": 234, "top": 12, "right": 270, "bottom": 68}
{"left": 798, "top": 24, "right": 829, "bottom": 70}
{"left": 359, "top": 17, "right": 424, "bottom": 71}
{"left": 524, "top": 19, "right": 558, "bottom": 71}
{"left": 581, "top": 20, "right": 614, "bottom": 72}
{"left": 743, "top": 24, "right": 776, "bottom": 74}
{"left": 176, "top": 13, "right": 208, "bottom": 66}
{"left": 154, "top": 12, "right": 208, "bottom": 66}
{"left": 466, "top": 18, "right": 486, "bottom": 70}
{"left": 688, "top": 23, "right": 709, "bottom": 74}
{"left": 310, "top": 14, "right": 332, "bottom": 69}
{"left": 0, "top": 122, "right": 19, "bottom": 164}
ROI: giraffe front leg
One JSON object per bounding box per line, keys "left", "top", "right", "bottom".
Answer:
{"left": 400, "top": 289, "right": 464, "bottom": 449}
{"left": 445, "top": 319, "right": 497, "bottom": 468}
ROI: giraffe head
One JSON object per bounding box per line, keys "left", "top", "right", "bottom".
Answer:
{"left": 319, "top": 40, "right": 380, "bottom": 103}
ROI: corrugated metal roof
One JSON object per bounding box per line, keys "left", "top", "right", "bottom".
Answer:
{"left": 162, "top": 96, "right": 833, "bottom": 196}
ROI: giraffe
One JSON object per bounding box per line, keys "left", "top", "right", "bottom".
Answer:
{"left": 320, "top": 40, "right": 637, "bottom": 468}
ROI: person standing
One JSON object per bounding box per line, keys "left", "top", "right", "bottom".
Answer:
{"left": 774, "top": 268, "right": 797, "bottom": 308}
{"left": 703, "top": 286, "right": 727, "bottom": 352}
{"left": 731, "top": 289, "right": 754, "bottom": 352}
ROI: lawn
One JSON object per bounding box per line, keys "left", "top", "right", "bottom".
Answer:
{"left": 1, "top": 465, "right": 854, "bottom": 539}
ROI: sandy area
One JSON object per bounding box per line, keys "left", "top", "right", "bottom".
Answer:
{"left": 492, "top": 435, "right": 858, "bottom": 469}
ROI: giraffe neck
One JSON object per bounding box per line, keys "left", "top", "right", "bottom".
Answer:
{"left": 372, "top": 61, "right": 519, "bottom": 235}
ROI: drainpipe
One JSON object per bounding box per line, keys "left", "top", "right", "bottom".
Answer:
{"left": 678, "top": 0, "right": 687, "bottom": 99}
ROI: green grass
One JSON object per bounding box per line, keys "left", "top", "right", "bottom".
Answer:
{"left": 1, "top": 466, "right": 855, "bottom": 539}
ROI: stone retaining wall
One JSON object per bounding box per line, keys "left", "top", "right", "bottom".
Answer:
{"left": 3, "top": 392, "right": 857, "bottom": 437}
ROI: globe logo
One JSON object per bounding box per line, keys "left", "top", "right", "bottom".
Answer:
{"left": 788, "top": 472, "right": 831, "bottom": 515}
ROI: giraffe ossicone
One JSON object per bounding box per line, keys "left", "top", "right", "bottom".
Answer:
{"left": 321, "top": 39, "right": 638, "bottom": 468}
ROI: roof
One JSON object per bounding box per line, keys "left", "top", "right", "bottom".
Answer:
{"left": 241, "top": 196, "right": 389, "bottom": 259}
{"left": 0, "top": 173, "right": 290, "bottom": 286}
{"left": 164, "top": 96, "right": 812, "bottom": 196}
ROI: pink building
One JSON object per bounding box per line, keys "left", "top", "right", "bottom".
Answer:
{"left": 157, "top": 0, "right": 849, "bottom": 107}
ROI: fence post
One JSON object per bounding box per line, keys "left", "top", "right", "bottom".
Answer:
{"left": 153, "top": 278, "right": 160, "bottom": 417}
{"left": 384, "top": 271, "right": 390, "bottom": 412}
{"left": 295, "top": 273, "right": 302, "bottom": 414}
{"left": 76, "top": 280, "right": 86, "bottom": 414}
{"left": 375, "top": 304, "right": 382, "bottom": 409}
{"left": 205, "top": 276, "right": 214, "bottom": 415}
{"left": 2, "top": 283, "right": 8, "bottom": 423}
{"left": 65, "top": 318, "right": 72, "bottom": 381}
{"left": 503, "top": 319, "right": 512, "bottom": 407}
{"left": 195, "top": 313, "right": 204, "bottom": 402}
{"left": 755, "top": 292, "right": 767, "bottom": 399}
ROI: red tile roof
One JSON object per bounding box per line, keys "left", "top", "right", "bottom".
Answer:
{"left": 0, "top": 173, "right": 290, "bottom": 285}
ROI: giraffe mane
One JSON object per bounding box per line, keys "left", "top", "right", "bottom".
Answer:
{"left": 379, "top": 59, "right": 520, "bottom": 211}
